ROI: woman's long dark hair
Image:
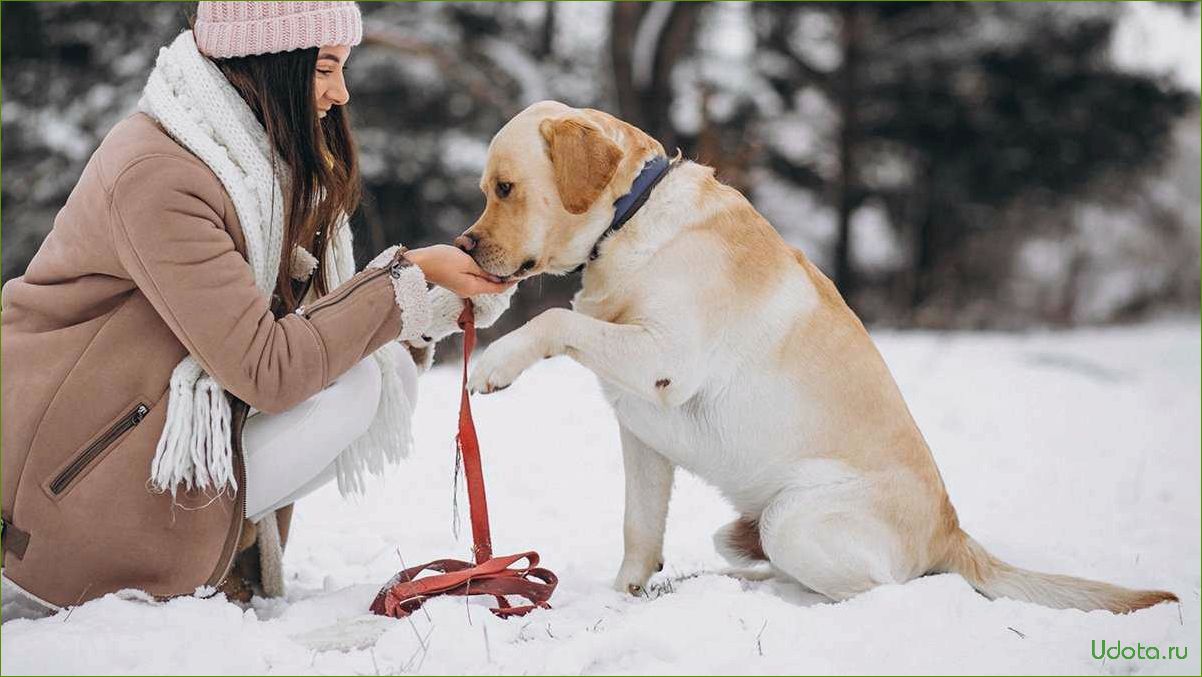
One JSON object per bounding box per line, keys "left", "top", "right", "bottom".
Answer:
{"left": 211, "top": 47, "right": 361, "bottom": 313}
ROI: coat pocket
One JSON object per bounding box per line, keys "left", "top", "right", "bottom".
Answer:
{"left": 45, "top": 400, "right": 150, "bottom": 497}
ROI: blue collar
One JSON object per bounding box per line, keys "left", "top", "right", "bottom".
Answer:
{"left": 581, "top": 155, "right": 676, "bottom": 268}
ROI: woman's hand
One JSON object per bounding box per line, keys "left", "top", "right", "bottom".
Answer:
{"left": 403, "top": 245, "right": 514, "bottom": 297}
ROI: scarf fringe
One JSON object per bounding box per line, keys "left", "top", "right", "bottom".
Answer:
{"left": 149, "top": 358, "right": 235, "bottom": 496}
{"left": 327, "top": 229, "right": 416, "bottom": 496}
{"left": 335, "top": 344, "right": 416, "bottom": 495}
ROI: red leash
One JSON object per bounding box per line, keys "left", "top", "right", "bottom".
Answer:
{"left": 370, "top": 301, "right": 558, "bottom": 619}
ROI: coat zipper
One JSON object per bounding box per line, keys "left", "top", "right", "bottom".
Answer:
{"left": 296, "top": 260, "right": 405, "bottom": 319}
{"left": 49, "top": 403, "right": 149, "bottom": 495}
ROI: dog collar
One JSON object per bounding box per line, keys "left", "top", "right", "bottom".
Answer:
{"left": 576, "top": 154, "right": 677, "bottom": 272}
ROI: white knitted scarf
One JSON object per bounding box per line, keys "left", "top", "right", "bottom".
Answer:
{"left": 139, "top": 31, "right": 416, "bottom": 499}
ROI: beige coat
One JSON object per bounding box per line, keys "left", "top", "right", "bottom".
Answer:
{"left": 1, "top": 113, "right": 414, "bottom": 607}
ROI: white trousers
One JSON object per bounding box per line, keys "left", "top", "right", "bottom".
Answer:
{"left": 242, "top": 354, "right": 418, "bottom": 522}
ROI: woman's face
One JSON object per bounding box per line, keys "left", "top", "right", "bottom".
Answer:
{"left": 315, "top": 45, "right": 351, "bottom": 119}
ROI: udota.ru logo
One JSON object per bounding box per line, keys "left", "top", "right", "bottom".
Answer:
{"left": 1091, "top": 639, "right": 1189, "bottom": 661}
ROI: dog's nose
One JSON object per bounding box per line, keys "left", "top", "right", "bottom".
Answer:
{"left": 454, "top": 234, "right": 478, "bottom": 252}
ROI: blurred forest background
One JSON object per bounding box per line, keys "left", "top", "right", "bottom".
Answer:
{"left": 2, "top": 2, "right": 1199, "bottom": 349}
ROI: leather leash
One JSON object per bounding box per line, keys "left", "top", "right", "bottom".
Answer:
{"left": 370, "top": 300, "right": 557, "bottom": 619}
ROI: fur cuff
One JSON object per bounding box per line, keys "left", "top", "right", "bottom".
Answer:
{"left": 366, "top": 245, "right": 432, "bottom": 343}
{"left": 367, "top": 244, "right": 402, "bottom": 270}
{"left": 255, "top": 511, "right": 285, "bottom": 598}
{"left": 391, "top": 263, "right": 431, "bottom": 343}
{"left": 416, "top": 283, "right": 518, "bottom": 346}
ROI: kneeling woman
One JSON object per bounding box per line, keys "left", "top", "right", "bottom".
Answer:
{"left": 0, "top": 1, "right": 513, "bottom": 608}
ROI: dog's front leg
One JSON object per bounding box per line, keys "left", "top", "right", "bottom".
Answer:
{"left": 468, "top": 309, "right": 562, "bottom": 394}
{"left": 614, "top": 424, "right": 674, "bottom": 596}
{"left": 471, "top": 308, "right": 703, "bottom": 406}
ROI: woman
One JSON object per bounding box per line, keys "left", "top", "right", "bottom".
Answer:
{"left": 0, "top": 1, "right": 513, "bottom": 608}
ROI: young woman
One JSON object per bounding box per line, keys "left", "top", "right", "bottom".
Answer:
{"left": 0, "top": 1, "right": 513, "bottom": 608}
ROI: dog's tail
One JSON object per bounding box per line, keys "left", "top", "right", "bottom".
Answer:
{"left": 938, "top": 530, "right": 1177, "bottom": 613}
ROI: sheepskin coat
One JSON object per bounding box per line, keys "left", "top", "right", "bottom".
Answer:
{"left": 0, "top": 112, "right": 419, "bottom": 608}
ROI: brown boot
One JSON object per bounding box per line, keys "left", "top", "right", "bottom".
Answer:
{"left": 217, "top": 518, "right": 260, "bottom": 603}
{"left": 216, "top": 506, "right": 296, "bottom": 602}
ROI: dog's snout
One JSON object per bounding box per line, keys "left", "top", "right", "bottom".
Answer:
{"left": 454, "top": 234, "right": 478, "bottom": 252}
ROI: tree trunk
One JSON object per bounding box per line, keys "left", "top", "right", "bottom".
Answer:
{"left": 610, "top": 3, "right": 648, "bottom": 129}
{"left": 646, "top": 2, "right": 701, "bottom": 151}
{"left": 610, "top": 2, "right": 701, "bottom": 150}
{"left": 834, "top": 5, "right": 861, "bottom": 297}
{"left": 538, "top": 1, "right": 556, "bottom": 59}
{"left": 912, "top": 161, "right": 938, "bottom": 309}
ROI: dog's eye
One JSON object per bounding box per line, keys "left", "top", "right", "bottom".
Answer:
{"left": 495, "top": 181, "right": 513, "bottom": 199}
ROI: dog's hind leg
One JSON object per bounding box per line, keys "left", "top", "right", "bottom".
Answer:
{"left": 759, "top": 465, "right": 912, "bottom": 602}
{"left": 613, "top": 424, "right": 675, "bottom": 596}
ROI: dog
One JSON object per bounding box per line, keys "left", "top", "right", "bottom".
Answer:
{"left": 456, "top": 100, "right": 1176, "bottom": 613}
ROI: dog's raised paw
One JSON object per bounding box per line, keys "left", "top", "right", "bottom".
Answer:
{"left": 468, "top": 356, "right": 518, "bottom": 394}
{"left": 468, "top": 369, "right": 509, "bottom": 395}
{"left": 468, "top": 332, "right": 541, "bottom": 394}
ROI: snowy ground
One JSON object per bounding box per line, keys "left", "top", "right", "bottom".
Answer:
{"left": 3, "top": 320, "right": 1199, "bottom": 675}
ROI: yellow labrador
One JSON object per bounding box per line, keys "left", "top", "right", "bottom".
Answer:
{"left": 458, "top": 100, "right": 1175, "bottom": 612}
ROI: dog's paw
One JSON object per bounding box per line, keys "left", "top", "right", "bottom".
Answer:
{"left": 468, "top": 331, "right": 542, "bottom": 395}
{"left": 612, "top": 557, "right": 663, "bottom": 597}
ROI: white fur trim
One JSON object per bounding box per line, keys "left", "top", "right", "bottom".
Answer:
{"left": 365, "top": 245, "right": 432, "bottom": 343}
{"left": 406, "top": 284, "right": 517, "bottom": 349}
{"left": 2, "top": 572, "right": 62, "bottom": 614}
{"left": 256, "top": 511, "right": 285, "bottom": 598}
{"left": 392, "top": 265, "right": 431, "bottom": 343}
{"left": 289, "top": 245, "right": 318, "bottom": 281}
{"left": 367, "top": 244, "right": 401, "bottom": 270}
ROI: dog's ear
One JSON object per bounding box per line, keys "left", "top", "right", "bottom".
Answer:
{"left": 539, "top": 115, "right": 623, "bottom": 215}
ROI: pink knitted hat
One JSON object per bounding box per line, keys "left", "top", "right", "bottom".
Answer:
{"left": 194, "top": 1, "right": 362, "bottom": 59}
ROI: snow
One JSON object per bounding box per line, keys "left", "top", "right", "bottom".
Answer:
{"left": 701, "top": 3, "right": 756, "bottom": 62}
{"left": 3, "top": 321, "right": 1199, "bottom": 675}
{"left": 479, "top": 37, "right": 548, "bottom": 106}
{"left": 1112, "top": 2, "right": 1202, "bottom": 93}
{"left": 851, "top": 200, "right": 905, "bottom": 275}
{"left": 790, "top": 11, "right": 842, "bottom": 73}
{"left": 439, "top": 132, "right": 490, "bottom": 175}
{"left": 752, "top": 174, "right": 838, "bottom": 271}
